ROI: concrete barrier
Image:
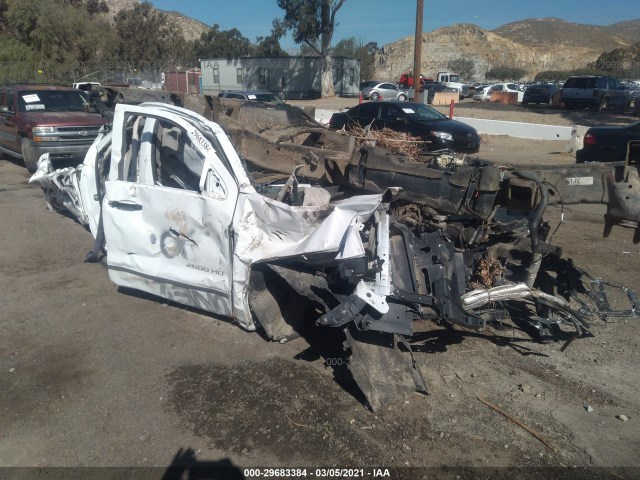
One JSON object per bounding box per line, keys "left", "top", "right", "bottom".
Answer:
{"left": 490, "top": 92, "right": 518, "bottom": 105}
{"left": 454, "top": 117, "right": 573, "bottom": 141}
{"left": 432, "top": 92, "right": 459, "bottom": 106}
{"left": 313, "top": 109, "right": 576, "bottom": 142}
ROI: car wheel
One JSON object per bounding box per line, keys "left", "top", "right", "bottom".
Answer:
{"left": 398, "top": 93, "right": 407, "bottom": 102}
{"left": 21, "top": 137, "right": 39, "bottom": 173}
{"left": 370, "top": 92, "right": 380, "bottom": 101}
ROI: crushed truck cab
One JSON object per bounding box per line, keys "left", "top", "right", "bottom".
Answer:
{"left": 31, "top": 103, "right": 398, "bottom": 336}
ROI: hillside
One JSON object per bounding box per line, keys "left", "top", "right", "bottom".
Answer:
{"left": 374, "top": 18, "right": 640, "bottom": 82}
{"left": 103, "top": 0, "right": 209, "bottom": 41}
{"left": 494, "top": 17, "right": 640, "bottom": 50}
{"left": 163, "top": 11, "right": 209, "bottom": 42}
{"left": 98, "top": 4, "right": 640, "bottom": 82}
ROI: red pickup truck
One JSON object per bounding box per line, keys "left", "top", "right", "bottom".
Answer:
{"left": 398, "top": 73, "right": 434, "bottom": 89}
{"left": 0, "top": 85, "right": 108, "bottom": 172}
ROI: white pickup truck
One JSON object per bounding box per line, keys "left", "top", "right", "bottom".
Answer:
{"left": 29, "top": 101, "right": 640, "bottom": 410}
{"left": 435, "top": 72, "right": 468, "bottom": 98}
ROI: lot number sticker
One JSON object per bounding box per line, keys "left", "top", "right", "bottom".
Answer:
{"left": 22, "top": 94, "right": 41, "bottom": 103}
{"left": 566, "top": 177, "right": 594, "bottom": 186}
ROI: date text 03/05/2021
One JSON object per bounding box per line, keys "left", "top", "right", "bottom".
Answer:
{"left": 243, "top": 468, "right": 391, "bottom": 478}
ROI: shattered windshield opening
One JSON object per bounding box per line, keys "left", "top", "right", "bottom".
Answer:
{"left": 18, "top": 90, "right": 91, "bottom": 113}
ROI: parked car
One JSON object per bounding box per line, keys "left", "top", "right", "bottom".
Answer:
{"left": 560, "top": 75, "right": 630, "bottom": 111}
{"left": 0, "top": 85, "right": 108, "bottom": 172}
{"left": 522, "top": 84, "right": 558, "bottom": 106}
{"left": 472, "top": 85, "right": 492, "bottom": 101}
{"left": 487, "top": 83, "right": 523, "bottom": 102}
{"left": 576, "top": 120, "right": 640, "bottom": 163}
{"left": 218, "top": 89, "right": 285, "bottom": 105}
{"left": 359, "top": 80, "right": 380, "bottom": 90}
{"left": 361, "top": 82, "right": 409, "bottom": 101}
{"left": 329, "top": 101, "right": 480, "bottom": 153}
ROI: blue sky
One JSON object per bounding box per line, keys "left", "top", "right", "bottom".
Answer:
{"left": 148, "top": 0, "right": 637, "bottom": 50}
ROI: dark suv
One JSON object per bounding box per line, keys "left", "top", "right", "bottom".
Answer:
{"left": 560, "top": 75, "right": 630, "bottom": 111}
{"left": 0, "top": 85, "right": 108, "bottom": 172}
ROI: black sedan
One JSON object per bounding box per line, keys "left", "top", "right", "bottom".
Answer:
{"left": 576, "top": 120, "right": 640, "bottom": 163}
{"left": 522, "top": 84, "right": 558, "bottom": 106}
{"left": 329, "top": 101, "right": 480, "bottom": 153}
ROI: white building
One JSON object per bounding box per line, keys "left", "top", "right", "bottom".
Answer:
{"left": 200, "top": 56, "right": 360, "bottom": 99}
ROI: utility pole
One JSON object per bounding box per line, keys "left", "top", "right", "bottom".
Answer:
{"left": 413, "top": 0, "right": 424, "bottom": 102}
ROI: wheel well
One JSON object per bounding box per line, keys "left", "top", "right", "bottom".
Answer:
{"left": 248, "top": 263, "right": 321, "bottom": 341}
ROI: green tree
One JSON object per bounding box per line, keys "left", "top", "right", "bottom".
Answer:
{"left": 276, "top": 0, "right": 346, "bottom": 97}
{"left": 254, "top": 20, "right": 288, "bottom": 57}
{"left": 333, "top": 36, "right": 375, "bottom": 82}
{"left": 85, "top": 0, "right": 109, "bottom": 16}
{"left": 534, "top": 70, "right": 570, "bottom": 82}
{"left": 485, "top": 66, "right": 526, "bottom": 81}
{"left": 0, "top": 37, "right": 37, "bottom": 83}
{"left": 114, "top": 1, "right": 188, "bottom": 74}
{"left": 0, "top": 0, "right": 8, "bottom": 31}
{"left": 254, "top": 34, "right": 288, "bottom": 57}
{"left": 5, "top": 0, "right": 39, "bottom": 43}
{"left": 194, "top": 24, "right": 253, "bottom": 59}
{"left": 448, "top": 58, "right": 475, "bottom": 81}
{"left": 299, "top": 43, "right": 319, "bottom": 56}
{"left": 332, "top": 37, "right": 357, "bottom": 58}
{"left": 3, "top": 0, "right": 116, "bottom": 83}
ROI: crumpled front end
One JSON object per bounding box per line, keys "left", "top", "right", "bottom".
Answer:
{"left": 238, "top": 189, "right": 398, "bottom": 338}
{"left": 28, "top": 154, "right": 90, "bottom": 226}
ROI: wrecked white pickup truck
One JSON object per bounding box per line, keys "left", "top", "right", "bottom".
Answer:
{"left": 30, "top": 102, "right": 640, "bottom": 411}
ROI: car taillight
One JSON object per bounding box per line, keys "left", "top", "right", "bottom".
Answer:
{"left": 584, "top": 133, "right": 596, "bottom": 145}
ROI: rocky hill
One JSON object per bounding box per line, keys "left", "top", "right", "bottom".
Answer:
{"left": 494, "top": 18, "right": 640, "bottom": 51}
{"left": 103, "top": 0, "right": 209, "bottom": 41}
{"left": 98, "top": 4, "right": 639, "bottom": 81}
{"left": 163, "top": 10, "right": 209, "bottom": 42}
{"left": 374, "top": 18, "right": 640, "bottom": 82}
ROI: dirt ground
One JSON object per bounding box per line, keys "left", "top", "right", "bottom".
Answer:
{"left": 1, "top": 104, "right": 639, "bottom": 479}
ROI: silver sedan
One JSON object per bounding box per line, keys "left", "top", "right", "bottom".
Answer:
{"left": 361, "top": 82, "right": 409, "bottom": 101}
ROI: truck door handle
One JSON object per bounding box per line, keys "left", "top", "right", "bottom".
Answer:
{"left": 108, "top": 200, "right": 142, "bottom": 211}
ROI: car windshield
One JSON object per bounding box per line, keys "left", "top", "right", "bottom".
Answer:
{"left": 401, "top": 104, "right": 447, "bottom": 121}
{"left": 18, "top": 90, "right": 90, "bottom": 112}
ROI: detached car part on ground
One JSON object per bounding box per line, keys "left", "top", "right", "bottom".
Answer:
{"left": 30, "top": 101, "right": 640, "bottom": 412}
